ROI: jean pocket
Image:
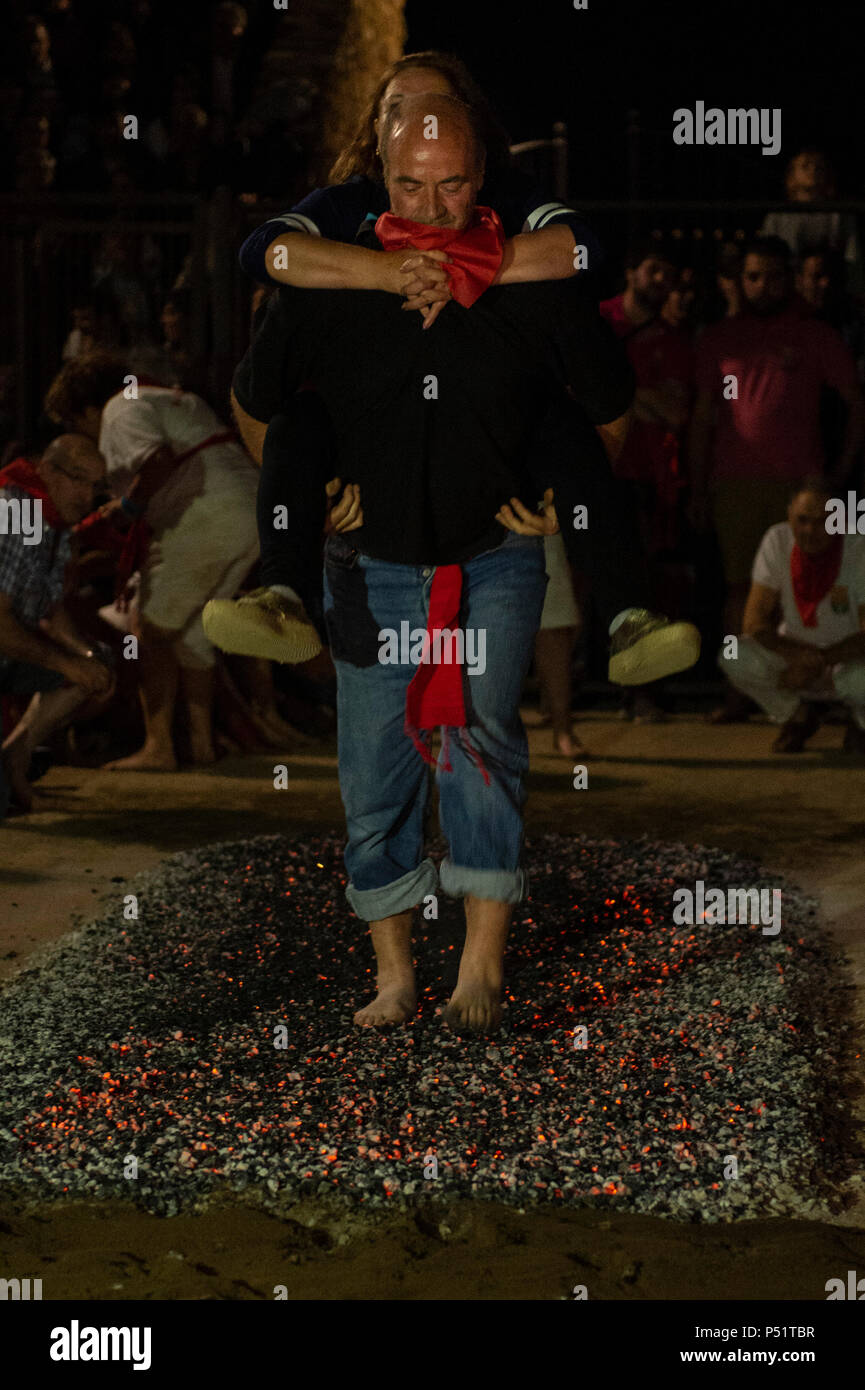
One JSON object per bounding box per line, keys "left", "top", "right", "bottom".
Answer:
{"left": 324, "top": 533, "right": 360, "bottom": 570}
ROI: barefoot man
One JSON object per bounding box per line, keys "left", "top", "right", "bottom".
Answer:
{"left": 231, "top": 95, "right": 635, "bottom": 1031}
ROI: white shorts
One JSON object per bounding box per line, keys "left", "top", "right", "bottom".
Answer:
{"left": 141, "top": 476, "right": 259, "bottom": 667}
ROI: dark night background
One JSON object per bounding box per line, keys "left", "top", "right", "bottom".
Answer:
{"left": 406, "top": 0, "right": 860, "bottom": 201}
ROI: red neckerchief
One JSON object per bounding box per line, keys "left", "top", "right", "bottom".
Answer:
{"left": 0, "top": 457, "right": 64, "bottom": 529}
{"left": 791, "top": 535, "right": 844, "bottom": 627}
{"left": 374, "top": 205, "right": 505, "bottom": 307}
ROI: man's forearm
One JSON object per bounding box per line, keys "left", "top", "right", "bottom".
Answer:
{"left": 40, "top": 604, "right": 91, "bottom": 658}
{"left": 230, "top": 389, "right": 267, "bottom": 466}
{"left": 265, "top": 233, "right": 385, "bottom": 290}
{"left": 822, "top": 631, "right": 865, "bottom": 664}
{"left": 0, "top": 613, "right": 71, "bottom": 673}
{"left": 495, "top": 225, "right": 578, "bottom": 285}
{"left": 124, "top": 446, "right": 181, "bottom": 507}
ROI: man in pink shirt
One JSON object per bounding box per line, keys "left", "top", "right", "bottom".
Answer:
{"left": 689, "top": 235, "right": 863, "bottom": 721}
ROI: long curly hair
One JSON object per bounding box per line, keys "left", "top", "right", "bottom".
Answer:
{"left": 328, "top": 51, "right": 512, "bottom": 185}
{"left": 44, "top": 351, "right": 128, "bottom": 426}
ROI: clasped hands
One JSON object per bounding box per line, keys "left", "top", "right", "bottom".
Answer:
{"left": 777, "top": 644, "right": 834, "bottom": 691}
{"left": 380, "top": 248, "right": 454, "bottom": 330}
{"left": 326, "top": 479, "right": 559, "bottom": 538}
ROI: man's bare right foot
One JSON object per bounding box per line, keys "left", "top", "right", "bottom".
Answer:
{"left": 354, "top": 982, "right": 416, "bottom": 1027}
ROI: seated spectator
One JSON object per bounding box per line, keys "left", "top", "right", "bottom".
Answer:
{"left": 761, "top": 148, "right": 861, "bottom": 293}
{"left": 0, "top": 435, "right": 114, "bottom": 813}
{"left": 44, "top": 353, "right": 260, "bottom": 771}
{"left": 724, "top": 478, "right": 865, "bottom": 754}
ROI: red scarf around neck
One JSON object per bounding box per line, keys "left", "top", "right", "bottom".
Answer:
{"left": 375, "top": 205, "right": 505, "bottom": 307}
{"left": 790, "top": 534, "right": 844, "bottom": 627}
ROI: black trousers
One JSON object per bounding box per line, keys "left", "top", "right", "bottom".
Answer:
{"left": 256, "top": 390, "right": 650, "bottom": 639}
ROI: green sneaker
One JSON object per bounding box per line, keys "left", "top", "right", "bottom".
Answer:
{"left": 202, "top": 587, "right": 323, "bottom": 664}
{"left": 608, "top": 609, "right": 701, "bottom": 687}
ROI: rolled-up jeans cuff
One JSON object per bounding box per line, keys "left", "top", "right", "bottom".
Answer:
{"left": 345, "top": 857, "right": 438, "bottom": 922}
{"left": 439, "top": 856, "right": 528, "bottom": 904}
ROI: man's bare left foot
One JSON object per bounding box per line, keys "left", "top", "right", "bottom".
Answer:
{"left": 442, "top": 974, "right": 503, "bottom": 1033}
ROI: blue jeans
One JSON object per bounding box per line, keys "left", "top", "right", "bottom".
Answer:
{"left": 323, "top": 530, "right": 548, "bottom": 921}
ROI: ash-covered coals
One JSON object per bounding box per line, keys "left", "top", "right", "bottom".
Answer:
{"left": 0, "top": 833, "right": 853, "bottom": 1221}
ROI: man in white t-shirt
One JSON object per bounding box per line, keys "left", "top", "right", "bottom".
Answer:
{"left": 45, "top": 355, "right": 260, "bottom": 770}
{"left": 723, "top": 477, "right": 865, "bottom": 753}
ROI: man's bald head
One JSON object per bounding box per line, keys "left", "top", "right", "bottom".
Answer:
{"left": 380, "top": 94, "right": 485, "bottom": 230}
{"left": 38, "top": 432, "right": 105, "bottom": 524}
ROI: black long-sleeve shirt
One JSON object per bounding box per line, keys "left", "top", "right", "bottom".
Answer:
{"left": 233, "top": 269, "right": 634, "bottom": 567}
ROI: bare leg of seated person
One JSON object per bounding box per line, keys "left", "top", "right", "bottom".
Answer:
{"left": 2, "top": 684, "right": 91, "bottom": 810}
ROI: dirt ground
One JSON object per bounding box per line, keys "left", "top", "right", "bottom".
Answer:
{"left": 2, "top": 711, "right": 865, "bottom": 1300}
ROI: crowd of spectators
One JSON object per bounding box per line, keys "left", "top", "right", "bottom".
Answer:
{"left": 1, "top": 1, "right": 292, "bottom": 197}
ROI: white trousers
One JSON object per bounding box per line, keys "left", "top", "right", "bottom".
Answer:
{"left": 722, "top": 635, "right": 865, "bottom": 728}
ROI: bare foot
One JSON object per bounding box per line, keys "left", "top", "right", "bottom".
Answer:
{"left": 189, "top": 742, "right": 217, "bottom": 766}
{"left": 1, "top": 741, "right": 34, "bottom": 811}
{"left": 442, "top": 973, "right": 503, "bottom": 1034}
{"left": 103, "top": 746, "right": 177, "bottom": 771}
{"left": 353, "top": 980, "right": 416, "bottom": 1027}
{"left": 552, "top": 728, "right": 588, "bottom": 759}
